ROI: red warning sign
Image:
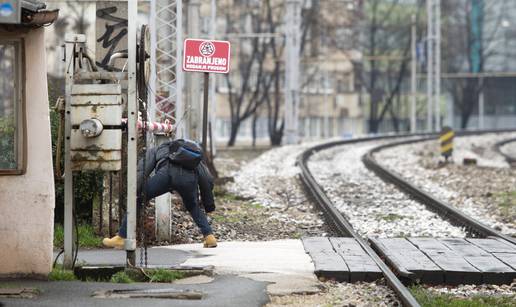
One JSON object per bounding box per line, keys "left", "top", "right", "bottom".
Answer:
{"left": 183, "top": 39, "right": 231, "bottom": 74}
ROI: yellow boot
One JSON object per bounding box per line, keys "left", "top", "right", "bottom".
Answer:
{"left": 203, "top": 234, "right": 217, "bottom": 248}
{"left": 102, "top": 235, "right": 125, "bottom": 249}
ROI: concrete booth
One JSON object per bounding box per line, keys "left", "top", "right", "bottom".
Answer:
{"left": 0, "top": 1, "right": 58, "bottom": 278}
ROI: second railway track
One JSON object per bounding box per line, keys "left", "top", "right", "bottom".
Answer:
{"left": 297, "top": 130, "right": 516, "bottom": 307}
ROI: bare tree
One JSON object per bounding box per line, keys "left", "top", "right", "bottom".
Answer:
{"left": 356, "top": 0, "right": 419, "bottom": 133}
{"left": 442, "top": 0, "right": 506, "bottom": 128}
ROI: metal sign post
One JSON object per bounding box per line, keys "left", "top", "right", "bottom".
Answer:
{"left": 202, "top": 73, "right": 209, "bottom": 152}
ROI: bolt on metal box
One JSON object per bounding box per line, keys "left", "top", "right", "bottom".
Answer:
{"left": 70, "top": 84, "right": 123, "bottom": 171}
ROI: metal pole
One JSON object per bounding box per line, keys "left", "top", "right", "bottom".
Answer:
{"left": 426, "top": 0, "right": 434, "bottom": 132}
{"left": 187, "top": 0, "right": 201, "bottom": 140}
{"left": 63, "top": 36, "right": 75, "bottom": 270}
{"left": 479, "top": 77, "right": 484, "bottom": 129}
{"left": 435, "top": 0, "right": 441, "bottom": 130}
{"left": 202, "top": 72, "right": 209, "bottom": 153}
{"left": 410, "top": 14, "right": 417, "bottom": 133}
{"left": 126, "top": 0, "right": 138, "bottom": 266}
{"left": 149, "top": 0, "right": 157, "bottom": 128}
{"left": 209, "top": 0, "right": 217, "bottom": 154}
{"left": 446, "top": 93, "right": 454, "bottom": 128}
{"left": 284, "top": 0, "right": 301, "bottom": 144}
{"left": 324, "top": 69, "right": 330, "bottom": 138}
{"left": 176, "top": 0, "right": 185, "bottom": 138}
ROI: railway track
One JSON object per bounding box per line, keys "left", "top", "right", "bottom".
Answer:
{"left": 363, "top": 135, "right": 516, "bottom": 246}
{"left": 297, "top": 130, "right": 516, "bottom": 307}
{"left": 494, "top": 137, "right": 516, "bottom": 165}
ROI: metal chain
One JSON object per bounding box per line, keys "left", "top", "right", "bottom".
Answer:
{"left": 137, "top": 25, "right": 150, "bottom": 268}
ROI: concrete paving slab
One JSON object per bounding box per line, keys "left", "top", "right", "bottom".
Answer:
{"left": 164, "top": 239, "right": 321, "bottom": 295}
{"left": 173, "top": 275, "right": 214, "bottom": 285}
{"left": 0, "top": 275, "right": 269, "bottom": 307}
{"left": 53, "top": 247, "right": 192, "bottom": 267}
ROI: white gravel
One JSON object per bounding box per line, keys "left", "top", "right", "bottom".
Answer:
{"left": 429, "top": 281, "right": 516, "bottom": 298}
{"left": 307, "top": 139, "right": 466, "bottom": 238}
{"left": 449, "top": 133, "right": 513, "bottom": 168}
{"left": 228, "top": 141, "right": 328, "bottom": 230}
{"left": 376, "top": 132, "right": 516, "bottom": 236}
{"left": 499, "top": 139, "right": 516, "bottom": 160}
{"left": 267, "top": 279, "right": 400, "bottom": 307}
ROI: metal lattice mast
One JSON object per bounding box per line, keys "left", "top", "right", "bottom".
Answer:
{"left": 150, "top": 0, "right": 183, "bottom": 242}
{"left": 285, "top": 0, "right": 301, "bottom": 144}
{"left": 150, "top": 0, "right": 184, "bottom": 137}
{"left": 426, "top": 0, "right": 441, "bottom": 131}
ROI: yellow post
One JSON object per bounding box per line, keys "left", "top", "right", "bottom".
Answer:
{"left": 439, "top": 126, "right": 454, "bottom": 161}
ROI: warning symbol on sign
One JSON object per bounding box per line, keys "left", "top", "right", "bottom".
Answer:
{"left": 199, "top": 41, "right": 215, "bottom": 57}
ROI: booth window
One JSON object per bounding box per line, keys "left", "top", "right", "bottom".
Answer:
{"left": 0, "top": 39, "right": 24, "bottom": 175}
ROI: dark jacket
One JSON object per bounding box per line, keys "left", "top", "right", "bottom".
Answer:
{"left": 137, "top": 140, "right": 215, "bottom": 212}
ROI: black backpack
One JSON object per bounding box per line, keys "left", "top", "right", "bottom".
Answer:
{"left": 168, "top": 139, "right": 203, "bottom": 170}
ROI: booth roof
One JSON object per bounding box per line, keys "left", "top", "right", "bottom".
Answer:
{"left": 0, "top": 0, "right": 59, "bottom": 28}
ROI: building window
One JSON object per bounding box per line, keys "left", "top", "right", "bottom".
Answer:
{"left": 0, "top": 39, "right": 24, "bottom": 175}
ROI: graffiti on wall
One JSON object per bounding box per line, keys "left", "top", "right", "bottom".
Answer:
{"left": 96, "top": 4, "right": 128, "bottom": 70}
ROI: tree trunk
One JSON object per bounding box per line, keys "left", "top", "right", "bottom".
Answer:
{"left": 251, "top": 114, "right": 258, "bottom": 147}
{"left": 460, "top": 80, "right": 478, "bottom": 129}
{"left": 227, "top": 120, "right": 240, "bottom": 147}
{"left": 369, "top": 118, "right": 379, "bottom": 133}
{"left": 270, "top": 130, "right": 282, "bottom": 146}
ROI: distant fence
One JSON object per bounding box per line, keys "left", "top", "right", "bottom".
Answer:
{"left": 215, "top": 115, "right": 516, "bottom": 144}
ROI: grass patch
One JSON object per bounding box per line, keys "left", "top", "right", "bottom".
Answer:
{"left": 376, "top": 213, "right": 404, "bottom": 222}
{"left": 48, "top": 266, "right": 77, "bottom": 281}
{"left": 219, "top": 192, "right": 248, "bottom": 202}
{"left": 147, "top": 269, "right": 186, "bottom": 283}
{"left": 110, "top": 271, "right": 134, "bottom": 284}
{"left": 497, "top": 191, "right": 516, "bottom": 210}
{"left": 211, "top": 214, "right": 241, "bottom": 223}
{"left": 54, "top": 224, "right": 103, "bottom": 248}
{"left": 53, "top": 224, "right": 64, "bottom": 247}
{"left": 410, "top": 286, "right": 516, "bottom": 307}
{"left": 210, "top": 201, "right": 264, "bottom": 224}
{"left": 213, "top": 185, "right": 250, "bottom": 202}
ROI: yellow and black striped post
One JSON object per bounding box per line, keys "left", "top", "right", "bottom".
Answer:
{"left": 439, "top": 126, "right": 454, "bottom": 161}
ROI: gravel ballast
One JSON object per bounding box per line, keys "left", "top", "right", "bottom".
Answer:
{"left": 307, "top": 139, "right": 466, "bottom": 238}
{"left": 267, "top": 279, "right": 400, "bottom": 307}
{"left": 376, "top": 132, "right": 516, "bottom": 236}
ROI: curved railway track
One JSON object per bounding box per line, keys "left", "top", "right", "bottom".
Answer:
{"left": 297, "top": 130, "right": 516, "bottom": 307}
{"left": 494, "top": 137, "right": 516, "bottom": 165}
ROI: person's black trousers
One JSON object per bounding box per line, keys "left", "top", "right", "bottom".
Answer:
{"left": 119, "top": 164, "right": 213, "bottom": 238}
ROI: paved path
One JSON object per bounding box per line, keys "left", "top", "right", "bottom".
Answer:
{"left": 165, "top": 239, "right": 321, "bottom": 295}
{"left": 9, "top": 239, "right": 321, "bottom": 306}
{"left": 0, "top": 275, "right": 269, "bottom": 307}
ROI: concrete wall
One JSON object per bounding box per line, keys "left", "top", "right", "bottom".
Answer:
{"left": 0, "top": 28, "right": 55, "bottom": 278}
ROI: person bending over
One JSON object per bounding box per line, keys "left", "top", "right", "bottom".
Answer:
{"left": 102, "top": 139, "right": 217, "bottom": 249}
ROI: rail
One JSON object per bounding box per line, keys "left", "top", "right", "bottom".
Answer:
{"left": 297, "top": 133, "right": 423, "bottom": 307}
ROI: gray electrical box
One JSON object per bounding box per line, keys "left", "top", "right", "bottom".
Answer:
{"left": 70, "top": 84, "right": 123, "bottom": 171}
{"left": 0, "top": 1, "right": 21, "bottom": 24}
